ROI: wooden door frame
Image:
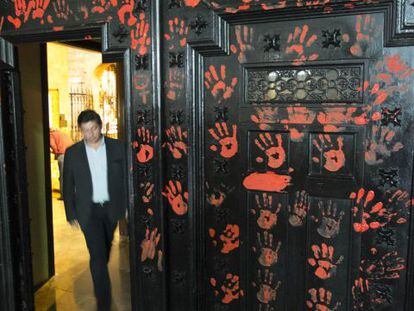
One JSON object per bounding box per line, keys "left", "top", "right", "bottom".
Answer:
{"left": 40, "top": 42, "right": 55, "bottom": 284}
{"left": 0, "top": 23, "right": 137, "bottom": 310}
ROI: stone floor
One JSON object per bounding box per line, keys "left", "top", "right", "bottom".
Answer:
{"left": 34, "top": 196, "right": 131, "bottom": 311}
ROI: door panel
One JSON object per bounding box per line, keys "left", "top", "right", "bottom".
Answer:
{"left": 196, "top": 11, "right": 412, "bottom": 311}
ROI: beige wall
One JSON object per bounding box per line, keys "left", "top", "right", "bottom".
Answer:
{"left": 18, "top": 43, "right": 50, "bottom": 288}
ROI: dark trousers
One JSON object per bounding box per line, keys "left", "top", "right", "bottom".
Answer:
{"left": 81, "top": 203, "right": 117, "bottom": 310}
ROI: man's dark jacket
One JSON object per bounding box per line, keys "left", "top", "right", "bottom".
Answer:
{"left": 63, "top": 136, "right": 127, "bottom": 226}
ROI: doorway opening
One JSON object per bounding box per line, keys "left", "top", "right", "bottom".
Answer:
{"left": 16, "top": 41, "right": 131, "bottom": 310}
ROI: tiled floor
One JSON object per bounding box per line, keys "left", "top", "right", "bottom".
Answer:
{"left": 35, "top": 196, "right": 131, "bottom": 310}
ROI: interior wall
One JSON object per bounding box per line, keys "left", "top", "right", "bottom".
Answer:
{"left": 18, "top": 43, "right": 50, "bottom": 288}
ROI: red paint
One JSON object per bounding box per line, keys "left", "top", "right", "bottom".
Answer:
{"left": 317, "top": 107, "right": 368, "bottom": 125}
{"left": 166, "top": 68, "right": 185, "bottom": 100}
{"left": 350, "top": 15, "right": 376, "bottom": 57}
{"left": 206, "top": 182, "right": 232, "bottom": 208}
{"left": 251, "top": 107, "right": 279, "bottom": 125}
{"left": 385, "top": 54, "right": 414, "bottom": 78}
{"left": 255, "top": 133, "right": 286, "bottom": 169}
{"left": 230, "top": 25, "right": 254, "bottom": 63}
{"left": 288, "top": 127, "right": 305, "bottom": 142}
{"left": 184, "top": 0, "right": 201, "bottom": 7}
{"left": 307, "top": 288, "right": 340, "bottom": 311}
{"left": 288, "top": 190, "right": 310, "bottom": 227}
{"left": 349, "top": 188, "right": 395, "bottom": 233}
{"left": 211, "top": 274, "right": 244, "bottom": 304}
{"left": 285, "top": 25, "right": 318, "bottom": 65}
{"left": 243, "top": 171, "right": 291, "bottom": 192}
{"left": 253, "top": 270, "right": 281, "bottom": 304}
{"left": 130, "top": 13, "right": 151, "bottom": 55}
{"left": 209, "top": 224, "right": 240, "bottom": 254}
{"left": 118, "top": 0, "right": 137, "bottom": 26}
{"left": 312, "top": 134, "right": 346, "bottom": 172}
{"left": 253, "top": 193, "right": 281, "bottom": 230}
{"left": 164, "top": 18, "right": 189, "bottom": 49}
{"left": 165, "top": 126, "right": 188, "bottom": 159}
{"left": 220, "top": 224, "right": 240, "bottom": 253}
{"left": 262, "top": 0, "right": 287, "bottom": 10}
{"left": 283, "top": 107, "right": 316, "bottom": 124}
{"left": 209, "top": 122, "right": 238, "bottom": 158}
{"left": 51, "top": 0, "right": 72, "bottom": 20}
{"left": 365, "top": 125, "right": 404, "bottom": 165}
{"left": 257, "top": 232, "right": 282, "bottom": 267}
{"left": 162, "top": 180, "right": 189, "bottom": 215}
{"left": 140, "top": 182, "right": 154, "bottom": 203}
{"left": 140, "top": 227, "right": 163, "bottom": 271}
{"left": 92, "top": 0, "right": 117, "bottom": 14}
{"left": 204, "top": 65, "right": 238, "bottom": 101}
{"left": 308, "top": 243, "right": 343, "bottom": 279}
{"left": 133, "top": 127, "right": 156, "bottom": 163}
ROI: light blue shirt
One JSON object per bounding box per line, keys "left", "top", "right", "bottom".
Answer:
{"left": 85, "top": 137, "right": 110, "bottom": 203}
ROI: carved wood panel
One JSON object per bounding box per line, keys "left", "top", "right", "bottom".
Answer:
{"left": 1, "top": 0, "right": 414, "bottom": 310}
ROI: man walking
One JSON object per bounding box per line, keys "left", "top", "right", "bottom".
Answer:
{"left": 63, "top": 110, "right": 127, "bottom": 310}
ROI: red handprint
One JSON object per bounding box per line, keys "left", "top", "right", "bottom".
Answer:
{"left": 285, "top": 25, "right": 318, "bottom": 65}
{"left": 312, "top": 200, "right": 345, "bottom": 239}
{"left": 308, "top": 243, "right": 344, "bottom": 279}
{"left": 29, "top": 0, "right": 51, "bottom": 21}
{"left": 140, "top": 227, "right": 163, "bottom": 271}
{"left": 204, "top": 65, "right": 238, "bottom": 101}
{"left": 210, "top": 274, "right": 244, "bottom": 304}
{"left": 350, "top": 188, "right": 391, "bottom": 233}
{"left": 139, "top": 182, "right": 154, "bottom": 203}
{"left": 130, "top": 13, "right": 151, "bottom": 55}
{"left": 312, "top": 134, "right": 346, "bottom": 172}
{"left": 52, "top": 0, "right": 72, "bottom": 20}
{"left": 252, "top": 269, "right": 281, "bottom": 304}
{"left": 164, "top": 126, "right": 188, "bottom": 159}
{"left": 91, "top": 0, "right": 117, "bottom": 14}
{"left": 306, "top": 288, "right": 341, "bottom": 311}
{"left": 209, "top": 224, "right": 240, "bottom": 254}
{"left": 255, "top": 132, "right": 286, "bottom": 169}
{"left": 208, "top": 122, "right": 238, "bottom": 158}
{"left": 254, "top": 231, "right": 282, "bottom": 267}
{"left": 166, "top": 67, "right": 185, "bottom": 100}
{"left": 251, "top": 193, "right": 281, "bottom": 230}
{"left": 350, "top": 15, "right": 376, "bottom": 57}
{"left": 288, "top": 190, "right": 310, "bottom": 227}
{"left": 162, "top": 180, "right": 189, "bottom": 215}
{"left": 133, "top": 127, "right": 157, "bottom": 163}
{"left": 118, "top": 0, "right": 137, "bottom": 26}
{"left": 359, "top": 248, "right": 405, "bottom": 281}
{"left": 365, "top": 125, "right": 403, "bottom": 165}
{"left": 384, "top": 189, "right": 411, "bottom": 224}
{"left": 206, "top": 182, "right": 234, "bottom": 208}
{"left": 230, "top": 25, "right": 254, "bottom": 63}
{"left": 164, "top": 18, "right": 189, "bottom": 49}
{"left": 8, "top": 0, "right": 31, "bottom": 28}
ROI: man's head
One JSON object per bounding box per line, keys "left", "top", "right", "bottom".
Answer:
{"left": 77, "top": 110, "right": 103, "bottom": 144}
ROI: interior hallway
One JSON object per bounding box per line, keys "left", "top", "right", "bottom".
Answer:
{"left": 35, "top": 195, "right": 131, "bottom": 311}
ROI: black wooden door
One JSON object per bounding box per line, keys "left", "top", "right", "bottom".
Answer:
{"left": 161, "top": 3, "right": 414, "bottom": 311}
{"left": 1, "top": 0, "right": 414, "bottom": 310}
